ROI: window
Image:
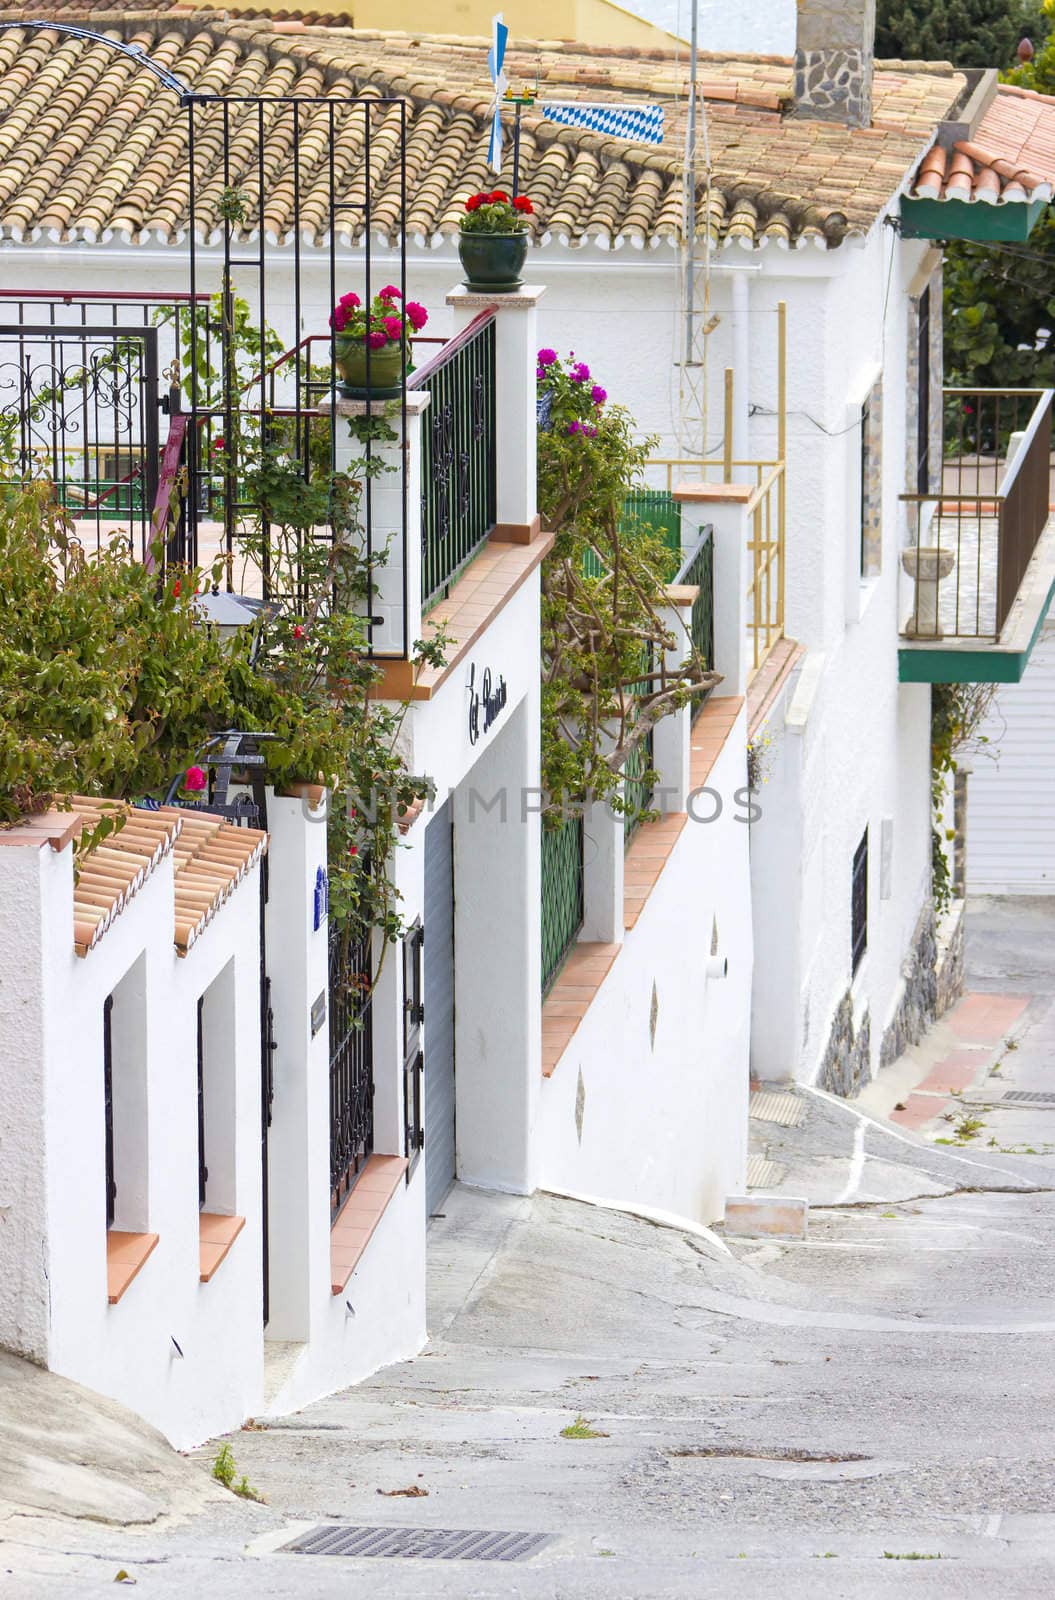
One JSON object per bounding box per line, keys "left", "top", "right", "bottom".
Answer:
{"left": 851, "top": 829, "right": 869, "bottom": 975}
{"left": 103, "top": 995, "right": 116, "bottom": 1229}
{"left": 917, "top": 284, "right": 931, "bottom": 496}
{"left": 859, "top": 397, "right": 870, "bottom": 577}
{"left": 196, "top": 996, "right": 208, "bottom": 1210}
{"left": 403, "top": 921, "right": 424, "bottom": 1177}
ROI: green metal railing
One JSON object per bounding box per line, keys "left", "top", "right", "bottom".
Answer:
{"left": 412, "top": 313, "right": 497, "bottom": 611}
{"left": 541, "top": 814, "right": 585, "bottom": 995}
{"left": 622, "top": 728, "right": 655, "bottom": 847}
{"left": 622, "top": 647, "right": 655, "bottom": 847}
{"left": 675, "top": 526, "right": 715, "bottom": 720}
{"left": 581, "top": 489, "right": 683, "bottom": 580}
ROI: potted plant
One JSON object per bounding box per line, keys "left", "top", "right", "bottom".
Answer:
{"left": 331, "top": 287, "right": 429, "bottom": 397}
{"left": 458, "top": 190, "right": 534, "bottom": 292}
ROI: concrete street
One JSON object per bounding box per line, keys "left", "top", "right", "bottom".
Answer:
{"left": 3, "top": 899, "right": 1055, "bottom": 1598}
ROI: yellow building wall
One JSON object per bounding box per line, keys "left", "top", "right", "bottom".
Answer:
{"left": 215, "top": 0, "right": 685, "bottom": 50}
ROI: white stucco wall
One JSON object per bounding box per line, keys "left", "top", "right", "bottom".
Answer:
{"left": 619, "top": 0, "right": 795, "bottom": 53}
{"left": 29, "top": 840, "right": 265, "bottom": 1450}
{"left": 537, "top": 713, "right": 752, "bottom": 1223}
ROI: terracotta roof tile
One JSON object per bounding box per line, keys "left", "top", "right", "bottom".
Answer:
{"left": 68, "top": 795, "right": 267, "bottom": 955}
{"left": 0, "top": 11, "right": 966, "bottom": 249}
{"left": 910, "top": 82, "right": 1055, "bottom": 206}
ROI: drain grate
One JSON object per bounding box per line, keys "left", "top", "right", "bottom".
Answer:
{"left": 280, "top": 1524, "right": 551, "bottom": 1562}
{"left": 1000, "top": 1091, "right": 1055, "bottom": 1105}
{"left": 747, "top": 1154, "right": 784, "bottom": 1188}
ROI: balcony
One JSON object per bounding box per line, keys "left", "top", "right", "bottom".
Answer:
{"left": 899, "top": 388, "right": 1055, "bottom": 684}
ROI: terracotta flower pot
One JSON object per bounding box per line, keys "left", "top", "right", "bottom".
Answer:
{"left": 334, "top": 338, "right": 405, "bottom": 398}
{"left": 458, "top": 231, "right": 528, "bottom": 292}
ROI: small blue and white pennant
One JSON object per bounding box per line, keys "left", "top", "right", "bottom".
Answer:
{"left": 539, "top": 101, "right": 665, "bottom": 144}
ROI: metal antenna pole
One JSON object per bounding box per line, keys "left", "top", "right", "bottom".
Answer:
{"left": 512, "top": 101, "right": 522, "bottom": 197}
{"left": 683, "top": 0, "right": 698, "bottom": 369}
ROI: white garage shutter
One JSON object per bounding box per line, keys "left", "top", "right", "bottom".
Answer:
{"left": 966, "top": 621, "right": 1055, "bottom": 895}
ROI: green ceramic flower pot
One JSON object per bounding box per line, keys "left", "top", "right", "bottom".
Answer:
{"left": 458, "top": 231, "right": 528, "bottom": 292}
{"left": 334, "top": 338, "right": 405, "bottom": 398}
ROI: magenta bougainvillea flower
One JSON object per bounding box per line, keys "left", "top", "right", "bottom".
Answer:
{"left": 590, "top": 385, "right": 607, "bottom": 407}
{"left": 569, "top": 361, "right": 591, "bottom": 384}
{"left": 537, "top": 348, "right": 557, "bottom": 367}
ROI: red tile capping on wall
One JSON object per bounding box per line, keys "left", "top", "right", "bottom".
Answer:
{"left": 199, "top": 1214, "right": 246, "bottom": 1283}
{"left": 106, "top": 1232, "right": 159, "bottom": 1305}
{"left": 330, "top": 1154, "right": 408, "bottom": 1294}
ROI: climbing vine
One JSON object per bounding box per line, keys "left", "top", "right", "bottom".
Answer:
{"left": 0, "top": 405, "right": 439, "bottom": 958}
{"left": 536, "top": 350, "right": 720, "bottom": 819}
{"left": 930, "top": 681, "right": 997, "bottom": 913}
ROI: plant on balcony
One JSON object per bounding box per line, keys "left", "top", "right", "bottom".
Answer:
{"left": 535, "top": 350, "right": 720, "bottom": 821}
{"left": 330, "top": 287, "right": 428, "bottom": 397}
{"left": 458, "top": 190, "right": 534, "bottom": 292}
{"left": 0, "top": 428, "right": 439, "bottom": 956}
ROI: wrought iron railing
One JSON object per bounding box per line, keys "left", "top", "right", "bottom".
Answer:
{"left": 901, "top": 388, "right": 1053, "bottom": 640}
{"left": 329, "top": 919, "right": 374, "bottom": 1221}
{"left": 410, "top": 312, "right": 497, "bottom": 611}
{"left": 541, "top": 815, "right": 585, "bottom": 995}
{"left": 622, "top": 727, "right": 655, "bottom": 846}
{"left": 650, "top": 455, "right": 787, "bottom": 680}
{"left": 675, "top": 526, "right": 715, "bottom": 719}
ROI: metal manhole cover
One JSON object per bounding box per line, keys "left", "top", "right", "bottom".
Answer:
{"left": 749, "top": 1091, "right": 804, "bottom": 1128}
{"left": 1000, "top": 1091, "right": 1055, "bottom": 1105}
{"left": 279, "top": 1524, "right": 551, "bottom": 1562}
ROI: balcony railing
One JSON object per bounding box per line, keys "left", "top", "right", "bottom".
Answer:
{"left": 650, "top": 455, "right": 787, "bottom": 680}
{"left": 410, "top": 312, "right": 497, "bottom": 612}
{"left": 901, "top": 388, "right": 1054, "bottom": 640}
{"left": 541, "top": 814, "right": 585, "bottom": 995}
{"left": 674, "top": 526, "right": 715, "bottom": 719}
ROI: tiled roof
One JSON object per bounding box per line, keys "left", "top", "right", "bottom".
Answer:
{"left": 68, "top": 797, "right": 181, "bottom": 955}
{"left": 0, "top": 12, "right": 965, "bottom": 249}
{"left": 911, "top": 82, "right": 1055, "bottom": 206}
{"left": 70, "top": 796, "right": 267, "bottom": 955}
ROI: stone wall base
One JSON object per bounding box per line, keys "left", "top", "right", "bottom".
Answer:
{"left": 879, "top": 901, "right": 938, "bottom": 1072}
{"left": 818, "top": 991, "right": 872, "bottom": 1097}
{"left": 935, "top": 898, "right": 966, "bottom": 1017}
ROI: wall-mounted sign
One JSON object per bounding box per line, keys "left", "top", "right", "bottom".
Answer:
{"left": 467, "top": 662, "right": 508, "bottom": 746}
{"left": 310, "top": 990, "right": 327, "bottom": 1038}
{"left": 313, "top": 865, "right": 329, "bottom": 931}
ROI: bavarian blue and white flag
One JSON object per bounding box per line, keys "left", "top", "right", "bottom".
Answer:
{"left": 487, "top": 13, "right": 509, "bottom": 171}
{"left": 539, "top": 101, "right": 665, "bottom": 144}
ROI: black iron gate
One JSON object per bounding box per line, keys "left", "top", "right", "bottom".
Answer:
{"left": 0, "top": 322, "right": 160, "bottom": 555}
{"left": 329, "top": 919, "right": 374, "bottom": 1219}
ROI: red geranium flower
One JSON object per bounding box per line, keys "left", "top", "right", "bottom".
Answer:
{"left": 172, "top": 579, "right": 181, "bottom": 597}
{"left": 465, "top": 194, "right": 482, "bottom": 211}
{"left": 513, "top": 195, "right": 533, "bottom": 214}
{"left": 490, "top": 189, "right": 509, "bottom": 202}
{"left": 293, "top": 624, "right": 305, "bottom": 639}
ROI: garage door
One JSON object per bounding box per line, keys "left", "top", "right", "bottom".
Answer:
{"left": 967, "top": 620, "right": 1055, "bottom": 894}
{"left": 423, "top": 799, "right": 456, "bottom": 1216}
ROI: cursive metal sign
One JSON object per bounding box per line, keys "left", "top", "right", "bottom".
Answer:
{"left": 467, "top": 662, "right": 508, "bottom": 746}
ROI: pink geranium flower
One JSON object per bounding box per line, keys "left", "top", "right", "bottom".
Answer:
{"left": 367, "top": 330, "right": 387, "bottom": 350}
{"left": 382, "top": 315, "right": 403, "bottom": 340}
{"left": 378, "top": 285, "right": 402, "bottom": 301}
{"left": 405, "top": 301, "right": 428, "bottom": 331}
{"left": 184, "top": 765, "right": 207, "bottom": 792}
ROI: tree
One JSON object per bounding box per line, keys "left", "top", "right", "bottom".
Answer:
{"left": 876, "top": 0, "right": 1046, "bottom": 66}
{"left": 943, "top": 214, "right": 1055, "bottom": 389}
{"left": 536, "top": 350, "right": 719, "bottom": 820}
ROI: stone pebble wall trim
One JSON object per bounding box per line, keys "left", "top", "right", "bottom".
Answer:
{"left": 818, "top": 990, "right": 872, "bottom": 1096}
{"left": 878, "top": 901, "right": 938, "bottom": 1071}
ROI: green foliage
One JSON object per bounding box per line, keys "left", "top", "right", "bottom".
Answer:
{"left": 560, "top": 1415, "right": 608, "bottom": 1439}
{"left": 876, "top": 0, "right": 1045, "bottom": 66}
{"left": 0, "top": 418, "right": 435, "bottom": 953}
{"left": 211, "top": 1443, "right": 262, "bottom": 1501}
{"left": 930, "top": 681, "right": 996, "bottom": 914}
{"left": 536, "top": 351, "right": 719, "bottom": 820}
{"left": 944, "top": 216, "right": 1055, "bottom": 390}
